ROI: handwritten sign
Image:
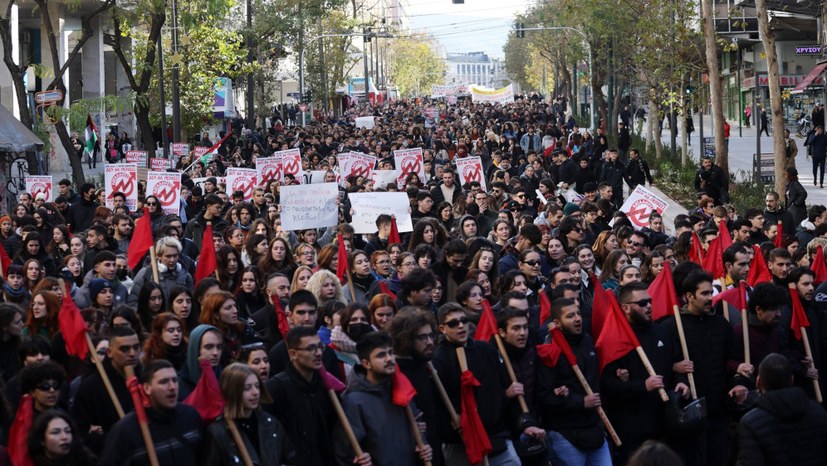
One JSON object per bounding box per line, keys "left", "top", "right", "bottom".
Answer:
{"left": 394, "top": 147, "right": 425, "bottom": 188}
{"left": 125, "top": 150, "right": 148, "bottom": 167}
{"left": 105, "top": 164, "right": 138, "bottom": 210}
{"left": 280, "top": 183, "right": 339, "bottom": 231}
{"left": 349, "top": 192, "right": 413, "bottom": 234}
{"left": 225, "top": 168, "right": 257, "bottom": 201}
{"left": 25, "top": 176, "right": 53, "bottom": 202}
{"left": 146, "top": 171, "right": 181, "bottom": 215}
{"left": 355, "top": 116, "right": 375, "bottom": 129}
{"left": 455, "top": 156, "right": 486, "bottom": 191}
{"left": 256, "top": 156, "right": 282, "bottom": 184}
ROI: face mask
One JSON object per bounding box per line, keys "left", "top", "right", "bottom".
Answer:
{"left": 116, "top": 269, "right": 128, "bottom": 281}
{"left": 346, "top": 322, "right": 373, "bottom": 342}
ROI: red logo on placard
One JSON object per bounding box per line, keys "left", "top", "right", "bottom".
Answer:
{"left": 628, "top": 199, "right": 652, "bottom": 227}
{"left": 109, "top": 171, "right": 136, "bottom": 197}
{"left": 462, "top": 164, "right": 482, "bottom": 183}
{"left": 153, "top": 181, "right": 179, "bottom": 208}
{"left": 350, "top": 160, "right": 372, "bottom": 178}
{"left": 29, "top": 182, "right": 51, "bottom": 201}
{"left": 400, "top": 157, "right": 421, "bottom": 177}
{"left": 283, "top": 157, "right": 299, "bottom": 175}
{"left": 232, "top": 177, "right": 254, "bottom": 198}
{"left": 262, "top": 165, "right": 282, "bottom": 182}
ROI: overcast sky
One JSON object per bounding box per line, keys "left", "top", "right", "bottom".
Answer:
{"left": 407, "top": 0, "right": 533, "bottom": 59}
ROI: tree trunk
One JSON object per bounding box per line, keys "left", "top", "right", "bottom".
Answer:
{"left": 0, "top": 0, "right": 32, "bottom": 129}
{"left": 54, "top": 119, "right": 86, "bottom": 184}
{"left": 756, "top": 0, "right": 788, "bottom": 200}
{"left": 701, "top": 0, "right": 729, "bottom": 176}
{"left": 651, "top": 97, "right": 663, "bottom": 159}
{"left": 681, "top": 101, "right": 689, "bottom": 167}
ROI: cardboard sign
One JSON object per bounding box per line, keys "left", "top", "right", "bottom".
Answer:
{"left": 302, "top": 170, "right": 335, "bottom": 185}
{"left": 104, "top": 164, "right": 138, "bottom": 210}
{"left": 394, "top": 148, "right": 425, "bottom": 188}
{"left": 616, "top": 185, "right": 669, "bottom": 229}
{"left": 225, "top": 168, "right": 257, "bottom": 201}
{"left": 149, "top": 158, "right": 172, "bottom": 171}
{"left": 125, "top": 150, "right": 148, "bottom": 167}
{"left": 256, "top": 156, "right": 282, "bottom": 184}
{"left": 370, "top": 170, "right": 399, "bottom": 190}
{"left": 25, "top": 176, "right": 53, "bottom": 202}
{"left": 146, "top": 171, "right": 181, "bottom": 215}
{"left": 355, "top": 116, "right": 375, "bottom": 129}
{"left": 455, "top": 156, "right": 487, "bottom": 191}
{"left": 279, "top": 183, "right": 339, "bottom": 231}
{"left": 349, "top": 192, "right": 413, "bottom": 234}
{"left": 171, "top": 143, "right": 189, "bottom": 158}
{"left": 339, "top": 151, "right": 375, "bottom": 186}
{"left": 273, "top": 148, "right": 303, "bottom": 180}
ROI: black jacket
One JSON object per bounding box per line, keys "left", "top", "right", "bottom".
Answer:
{"left": 71, "top": 359, "right": 136, "bottom": 453}
{"left": 599, "top": 160, "right": 624, "bottom": 191}
{"left": 66, "top": 197, "right": 98, "bottom": 233}
{"left": 624, "top": 157, "right": 653, "bottom": 190}
{"left": 737, "top": 387, "right": 827, "bottom": 466}
{"left": 693, "top": 164, "right": 729, "bottom": 205}
{"left": 205, "top": 412, "right": 292, "bottom": 466}
{"left": 396, "top": 356, "right": 442, "bottom": 464}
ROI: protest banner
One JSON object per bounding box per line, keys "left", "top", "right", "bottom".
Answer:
{"left": 468, "top": 84, "right": 515, "bottom": 105}
{"left": 280, "top": 183, "right": 339, "bottom": 231}
{"left": 25, "top": 176, "right": 53, "bottom": 202}
{"left": 394, "top": 148, "right": 425, "bottom": 188}
{"left": 171, "top": 143, "right": 189, "bottom": 158}
{"left": 125, "top": 150, "right": 149, "bottom": 167}
{"left": 370, "top": 170, "right": 399, "bottom": 190}
{"left": 455, "top": 156, "right": 487, "bottom": 191}
{"left": 302, "top": 170, "right": 334, "bottom": 184}
{"left": 150, "top": 158, "right": 172, "bottom": 171}
{"left": 105, "top": 164, "right": 138, "bottom": 210}
{"left": 431, "top": 84, "right": 467, "bottom": 98}
{"left": 273, "top": 148, "right": 303, "bottom": 180}
{"left": 256, "top": 156, "right": 282, "bottom": 184}
{"left": 355, "top": 116, "right": 375, "bottom": 129}
{"left": 339, "top": 152, "right": 375, "bottom": 186}
{"left": 225, "top": 168, "right": 257, "bottom": 200}
{"left": 349, "top": 192, "right": 413, "bottom": 234}
{"left": 615, "top": 185, "right": 669, "bottom": 229}
{"left": 146, "top": 171, "right": 182, "bottom": 215}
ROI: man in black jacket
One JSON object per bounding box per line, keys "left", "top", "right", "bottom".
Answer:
{"left": 693, "top": 156, "right": 729, "bottom": 205}
{"left": 98, "top": 359, "right": 203, "bottom": 466}
{"left": 737, "top": 353, "right": 827, "bottom": 466}
{"left": 431, "top": 240, "right": 469, "bottom": 306}
{"left": 65, "top": 182, "right": 98, "bottom": 233}
{"left": 250, "top": 273, "right": 291, "bottom": 350}
{"left": 624, "top": 149, "right": 653, "bottom": 192}
{"left": 598, "top": 149, "right": 624, "bottom": 207}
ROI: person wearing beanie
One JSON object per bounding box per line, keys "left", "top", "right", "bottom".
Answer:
{"left": 178, "top": 324, "right": 223, "bottom": 400}
{"left": 563, "top": 202, "right": 581, "bottom": 217}
{"left": 0, "top": 214, "right": 22, "bottom": 260}
{"left": 4, "top": 264, "right": 29, "bottom": 307}
{"left": 204, "top": 177, "right": 218, "bottom": 195}
{"left": 89, "top": 278, "right": 114, "bottom": 313}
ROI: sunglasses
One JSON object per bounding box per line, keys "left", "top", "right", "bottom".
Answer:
{"left": 36, "top": 382, "right": 60, "bottom": 391}
{"left": 522, "top": 260, "right": 540, "bottom": 266}
{"left": 444, "top": 317, "right": 470, "bottom": 328}
{"left": 626, "top": 298, "right": 652, "bottom": 307}
{"left": 146, "top": 202, "right": 158, "bottom": 206}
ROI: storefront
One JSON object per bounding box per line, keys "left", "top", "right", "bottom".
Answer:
{"left": 790, "top": 61, "right": 827, "bottom": 122}
{"left": 742, "top": 72, "right": 824, "bottom": 124}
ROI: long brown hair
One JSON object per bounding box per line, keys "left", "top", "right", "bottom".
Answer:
{"left": 142, "top": 313, "right": 187, "bottom": 366}
{"left": 199, "top": 291, "right": 244, "bottom": 334}
{"left": 24, "top": 290, "right": 60, "bottom": 337}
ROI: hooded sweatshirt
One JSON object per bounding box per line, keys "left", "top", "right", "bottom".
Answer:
{"left": 178, "top": 324, "right": 221, "bottom": 400}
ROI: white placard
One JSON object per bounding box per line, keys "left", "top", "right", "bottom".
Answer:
{"left": 280, "top": 183, "right": 339, "bottom": 231}
{"left": 273, "top": 148, "right": 303, "bottom": 180}
{"left": 225, "top": 168, "right": 257, "bottom": 201}
{"left": 25, "top": 176, "right": 53, "bottom": 202}
{"left": 302, "top": 170, "right": 333, "bottom": 184}
{"left": 256, "top": 156, "right": 282, "bottom": 184}
{"left": 104, "top": 164, "right": 138, "bottom": 210}
{"left": 146, "top": 171, "right": 181, "bottom": 215}
{"left": 455, "top": 156, "right": 487, "bottom": 191}
{"left": 349, "top": 192, "right": 413, "bottom": 234}
{"left": 355, "top": 116, "right": 375, "bottom": 129}
{"left": 614, "top": 185, "right": 669, "bottom": 230}
{"left": 370, "top": 170, "right": 399, "bottom": 190}
{"left": 393, "top": 147, "right": 425, "bottom": 188}
{"left": 339, "top": 151, "right": 375, "bottom": 186}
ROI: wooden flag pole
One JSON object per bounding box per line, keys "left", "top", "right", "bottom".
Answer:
{"left": 456, "top": 347, "right": 489, "bottom": 466}
{"left": 327, "top": 389, "right": 365, "bottom": 458}
{"left": 224, "top": 414, "right": 254, "bottom": 466}
{"left": 426, "top": 362, "right": 461, "bottom": 429}
{"left": 570, "top": 362, "right": 622, "bottom": 447}
{"left": 634, "top": 346, "right": 670, "bottom": 402}
{"left": 404, "top": 404, "right": 433, "bottom": 466}
{"left": 493, "top": 334, "right": 530, "bottom": 413}
{"left": 800, "top": 329, "right": 823, "bottom": 403}
{"left": 149, "top": 245, "right": 160, "bottom": 285}
{"left": 345, "top": 268, "right": 358, "bottom": 304}
{"left": 86, "top": 333, "right": 125, "bottom": 418}
{"left": 123, "top": 366, "right": 159, "bottom": 466}
{"left": 741, "top": 308, "right": 751, "bottom": 366}
{"left": 672, "top": 305, "right": 697, "bottom": 399}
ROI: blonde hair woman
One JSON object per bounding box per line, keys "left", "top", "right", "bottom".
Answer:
{"left": 305, "top": 269, "right": 347, "bottom": 306}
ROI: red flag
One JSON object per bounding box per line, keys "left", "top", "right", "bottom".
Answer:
{"left": 58, "top": 283, "right": 88, "bottom": 359}
{"left": 774, "top": 221, "right": 784, "bottom": 248}
{"left": 718, "top": 220, "right": 733, "bottom": 250}
{"left": 537, "top": 327, "right": 578, "bottom": 368}
{"left": 336, "top": 234, "right": 349, "bottom": 283}
{"left": 319, "top": 365, "right": 346, "bottom": 392}
{"left": 648, "top": 261, "right": 679, "bottom": 321}
{"left": 595, "top": 294, "right": 640, "bottom": 373}
{"left": 701, "top": 234, "right": 725, "bottom": 279}
{"left": 591, "top": 274, "right": 611, "bottom": 338}
{"left": 812, "top": 246, "right": 827, "bottom": 284}
{"left": 271, "top": 294, "right": 290, "bottom": 338}
{"left": 789, "top": 285, "right": 811, "bottom": 340}
{"left": 0, "top": 243, "right": 11, "bottom": 277}
{"left": 378, "top": 281, "right": 397, "bottom": 300}
{"left": 459, "top": 370, "right": 492, "bottom": 464}
{"left": 712, "top": 285, "right": 747, "bottom": 310}
{"left": 747, "top": 245, "right": 773, "bottom": 286}
{"left": 473, "top": 299, "right": 497, "bottom": 341}
{"left": 688, "top": 231, "right": 705, "bottom": 265}
{"left": 126, "top": 373, "right": 151, "bottom": 424}
{"left": 539, "top": 290, "right": 552, "bottom": 326}
{"left": 194, "top": 223, "right": 218, "bottom": 284}
{"left": 391, "top": 366, "right": 417, "bottom": 406}
{"left": 127, "top": 207, "right": 154, "bottom": 270}
{"left": 7, "top": 394, "right": 34, "bottom": 466}
{"left": 388, "top": 216, "right": 401, "bottom": 244}
{"left": 184, "top": 359, "right": 225, "bottom": 422}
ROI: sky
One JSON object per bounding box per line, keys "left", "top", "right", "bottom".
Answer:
{"left": 406, "top": 0, "right": 534, "bottom": 59}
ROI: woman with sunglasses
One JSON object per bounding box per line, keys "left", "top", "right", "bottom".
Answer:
{"left": 20, "top": 360, "right": 68, "bottom": 415}
{"left": 518, "top": 249, "right": 545, "bottom": 305}
{"left": 144, "top": 195, "right": 165, "bottom": 231}
{"left": 142, "top": 313, "right": 187, "bottom": 370}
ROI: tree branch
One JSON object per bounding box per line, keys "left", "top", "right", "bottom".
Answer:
{"left": 47, "top": 0, "right": 116, "bottom": 90}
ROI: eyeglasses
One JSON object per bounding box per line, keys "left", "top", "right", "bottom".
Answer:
{"left": 444, "top": 317, "right": 470, "bottom": 328}
{"left": 296, "top": 343, "right": 326, "bottom": 353}
{"left": 36, "top": 382, "right": 60, "bottom": 392}
{"left": 415, "top": 332, "right": 436, "bottom": 342}
{"left": 146, "top": 202, "right": 158, "bottom": 207}
{"left": 629, "top": 242, "right": 644, "bottom": 247}
{"left": 522, "top": 260, "right": 540, "bottom": 267}
{"left": 626, "top": 298, "right": 652, "bottom": 307}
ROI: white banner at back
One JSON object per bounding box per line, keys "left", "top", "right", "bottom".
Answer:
{"left": 25, "top": 176, "right": 53, "bottom": 202}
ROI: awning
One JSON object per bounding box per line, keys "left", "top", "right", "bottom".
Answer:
{"left": 0, "top": 105, "right": 44, "bottom": 153}
{"left": 791, "top": 61, "right": 827, "bottom": 94}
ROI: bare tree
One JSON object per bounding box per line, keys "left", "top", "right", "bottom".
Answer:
{"left": 0, "top": 0, "right": 32, "bottom": 129}
{"left": 701, "top": 0, "right": 729, "bottom": 176}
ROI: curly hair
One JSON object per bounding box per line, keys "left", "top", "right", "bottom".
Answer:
{"left": 305, "top": 269, "right": 347, "bottom": 306}
{"left": 387, "top": 307, "right": 437, "bottom": 358}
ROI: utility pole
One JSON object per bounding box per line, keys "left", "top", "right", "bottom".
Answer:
{"left": 171, "top": 0, "right": 181, "bottom": 142}
{"left": 157, "top": 35, "right": 169, "bottom": 158}
{"left": 318, "top": 17, "right": 327, "bottom": 111}
{"left": 246, "top": 0, "right": 255, "bottom": 130}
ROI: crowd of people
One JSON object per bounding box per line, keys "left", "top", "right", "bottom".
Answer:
{"left": 1, "top": 95, "right": 827, "bottom": 466}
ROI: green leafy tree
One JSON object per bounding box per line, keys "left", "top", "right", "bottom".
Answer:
{"left": 387, "top": 35, "right": 445, "bottom": 97}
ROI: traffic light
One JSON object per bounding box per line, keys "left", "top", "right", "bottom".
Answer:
{"left": 302, "top": 90, "right": 313, "bottom": 104}
{"left": 516, "top": 23, "right": 525, "bottom": 38}
{"left": 452, "top": 0, "right": 464, "bottom": 3}
{"left": 364, "top": 28, "right": 372, "bottom": 43}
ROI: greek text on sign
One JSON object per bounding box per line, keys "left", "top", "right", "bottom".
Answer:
{"left": 339, "top": 152, "right": 375, "bottom": 186}
{"left": 273, "top": 148, "right": 303, "bottom": 180}
{"left": 105, "top": 164, "right": 138, "bottom": 211}
{"left": 617, "top": 185, "right": 669, "bottom": 230}
{"left": 125, "top": 150, "right": 149, "bottom": 167}
{"left": 146, "top": 171, "right": 181, "bottom": 215}
{"left": 280, "top": 183, "right": 339, "bottom": 231}
{"left": 349, "top": 192, "right": 414, "bottom": 234}
{"left": 256, "top": 156, "right": 282, "bottom": 184}
{"left": 468, "top": 84, "right": 515, "bottom": 105}
{"left": 171, "top": 143, "right": 189, "bottom": 157}
{"left": 150, "top": 158, "right": 172, "bottom": 171}
{"left": 394, "top": 148, "right": 425, "bottom": 188}
{"left": 25, "top": 176, "right": 53, "bottom": 202}
{"left": 226, "top": 168, "right": 257, "bottom": 201}
{"left": 455, "top": 156, "right": 487, "bottom": 192}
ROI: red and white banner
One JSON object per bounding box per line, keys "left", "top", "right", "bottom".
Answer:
{"left": 226, "top": 168, "right": 257, "bottom": 201}
{"left": 394, "top": 147, "right": 425, "bottom": 188}
{"left": 125, "top": 150, "right": 148, "bottom": 167}
{"left": 256, "top": 156, "right": 282, "bottom": 184}
{"left": 25, "top": 176, "right": 53, "bottom": 202}
{"left": 455, "top": 156, "right": 487, "bottom": 191}
{"left": 146, "top": 171, "right": 182, "bottom": 215}
{"left": 273, "top": 148, "right": 303, "bottom": 181}
{"left": 171, "top": 143, "right": 189, "bottom": 158}
{"left": 105, "top": 164, "right": 138, "bottom": 210}
{"left": 339, "top": 151, "right": 375, "bottom": 186}
{"left": 150, "top": 158, "right": 172, "bottom": 171}
{"left": 616, "top": 185, "right": 669, "bottom": 230}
